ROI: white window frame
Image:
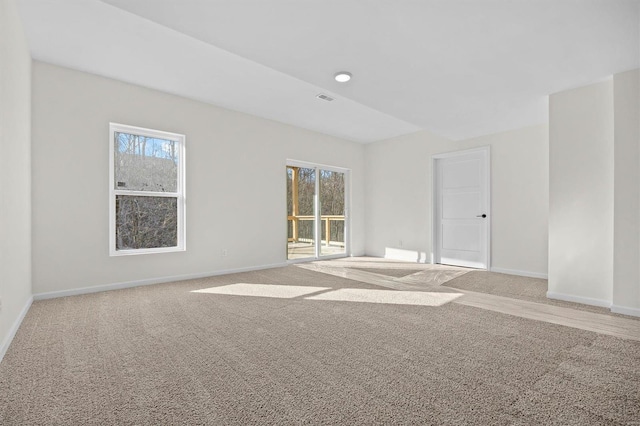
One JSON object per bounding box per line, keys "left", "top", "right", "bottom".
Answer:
{"left": 285, "top": 159, "right": 351, "bottom": 262}
{"left": 109, "top": 123, "right": 186, "bottom": 256}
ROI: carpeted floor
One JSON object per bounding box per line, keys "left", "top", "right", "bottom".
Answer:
{"left": 331, "top": 258, "right": 471, "bottom": 287}
{"left": 351, "top": 267, "right": 421, "bottom": 278}
{"left": 443, "top": 271, "right": 636, "bottom": 318}
{"left": 1, "top": 265, "right": 638, "bottom": 425}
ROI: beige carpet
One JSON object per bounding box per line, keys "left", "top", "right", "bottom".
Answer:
{"left": 326, "top": 257, "right": 471, "bottom": 286}
{"left": 443, "top": 271, "right": 636, "bottom": 317}
{"left": 351, "top": 267, "right": 421, "bottom": 278}
{"left": 1, "top": 265, "right": 639, "bottom": 425}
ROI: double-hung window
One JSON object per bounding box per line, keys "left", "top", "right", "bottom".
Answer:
{"left": 109, "top": 123, "right": 186, "bottom": 255}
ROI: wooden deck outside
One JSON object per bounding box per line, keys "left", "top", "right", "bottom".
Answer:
{"left": 287, "top": 165, "right": 346, "bottom": 260}
{"left": 287, "top": 241, "right": 345, "bottom": 260}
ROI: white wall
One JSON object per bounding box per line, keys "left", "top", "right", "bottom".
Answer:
{"left": 548, "top": 79, "right": 614, "bottom": 306}
{"left": 613, "top": 69, "right": 640, "bottom": 314}
{"left": 365, "top": 124, "right": 549, "bottom": 277}
{"left": 31, "top": 62, "right": 365, "bottom": 295}
{"left": 0, "top": 0, "right": 32, "bottom": 357}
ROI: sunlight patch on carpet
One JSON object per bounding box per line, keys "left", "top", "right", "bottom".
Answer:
{"left": 192, "top": 283, "right": 329, "bottom": 298}
{"left": 306, "top": 288, "right": 463, "bottom": 306}
{"left": 193, "top": 284, "right": 463, "bottom": 306}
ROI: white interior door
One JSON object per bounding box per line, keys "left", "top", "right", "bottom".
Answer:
{"left": 434, "top": 147, "right": 490, "bottom": 269}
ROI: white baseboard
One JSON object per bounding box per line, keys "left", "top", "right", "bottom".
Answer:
{"left": 610, "top": 304, "right": 640, "bottom": 317}
{"left": 33, "top": 262, "right": 288, "bottom": 301}
{"left": 489, "top": 267, "right": 548, "bottom": 279}
{"left": 0, "top": 296, "right": 33, "bottom": 363}
{"left": 546, "top": 291, "right": 611, "bottom": 308}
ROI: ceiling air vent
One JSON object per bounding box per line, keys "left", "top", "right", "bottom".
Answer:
{"left": 316, "top": 93, "right": 334, "bottom": 102}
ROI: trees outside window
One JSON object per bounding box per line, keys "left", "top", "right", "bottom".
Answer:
{"left": 109, "top": 123, "right": 185, "bottom": 255}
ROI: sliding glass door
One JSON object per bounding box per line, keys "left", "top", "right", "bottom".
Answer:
{"left": 319, "top": 169, "right": 346, "bottom": 257}
{"left": 287, "top": 161, "right": 348, "bottom": 261}
{"left": 287, "top": 166, "right": 317, "bottom": 259}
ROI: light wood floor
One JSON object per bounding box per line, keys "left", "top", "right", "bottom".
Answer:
{"left": 299, "top": 258, "right": 640, "bottom": 342}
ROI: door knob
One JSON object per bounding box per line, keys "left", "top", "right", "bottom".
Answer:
{"left": 476, "top": 214, "right": 487, "bottom": 218}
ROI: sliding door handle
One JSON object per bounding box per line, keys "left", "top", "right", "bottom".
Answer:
{"left": 476, "top": 214, "right": 487, "bottom": 218}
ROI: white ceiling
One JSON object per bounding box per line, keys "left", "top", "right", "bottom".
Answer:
{"left": 18, "top": 0, "right": 640, "bottom": 142}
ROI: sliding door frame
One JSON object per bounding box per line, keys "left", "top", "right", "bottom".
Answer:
{"left": 286, "top": 159, "right": 351, "bottom": 263}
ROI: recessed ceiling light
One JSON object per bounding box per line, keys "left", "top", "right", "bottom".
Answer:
{"left": 334, "top": 72, "right": 352, "bottom": 83}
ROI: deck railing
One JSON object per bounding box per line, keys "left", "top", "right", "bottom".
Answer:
{"left": 288, "top": 215, "right": 345, "bottom": 246}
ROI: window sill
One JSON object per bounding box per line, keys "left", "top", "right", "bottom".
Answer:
{"left": 110, "top": 246, "right": 186, "bottom": 257}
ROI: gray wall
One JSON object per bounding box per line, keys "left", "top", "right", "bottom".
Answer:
{"left": 0, "top": 0, "right": 32, "bottom": 357}
{"left": 549, "top": 70, "right": 640, "bottom": 315}
{"left": 548, "top": 79, "right": 615, "bottom": 306}
{"left": 613, "top": 69, "right": 640, "bottom": 314}
{"left": 364, "top": 124, "right": 549, "bottom": 277}
{"left": 31, "top": 62, "right": 365, "bottom": 295}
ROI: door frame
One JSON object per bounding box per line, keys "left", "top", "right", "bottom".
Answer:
{"left": 431, "top": 146, "right": 491, "bottom": 270}
{"left": 286, "top": 159, "right": 351, "bottom": 263}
